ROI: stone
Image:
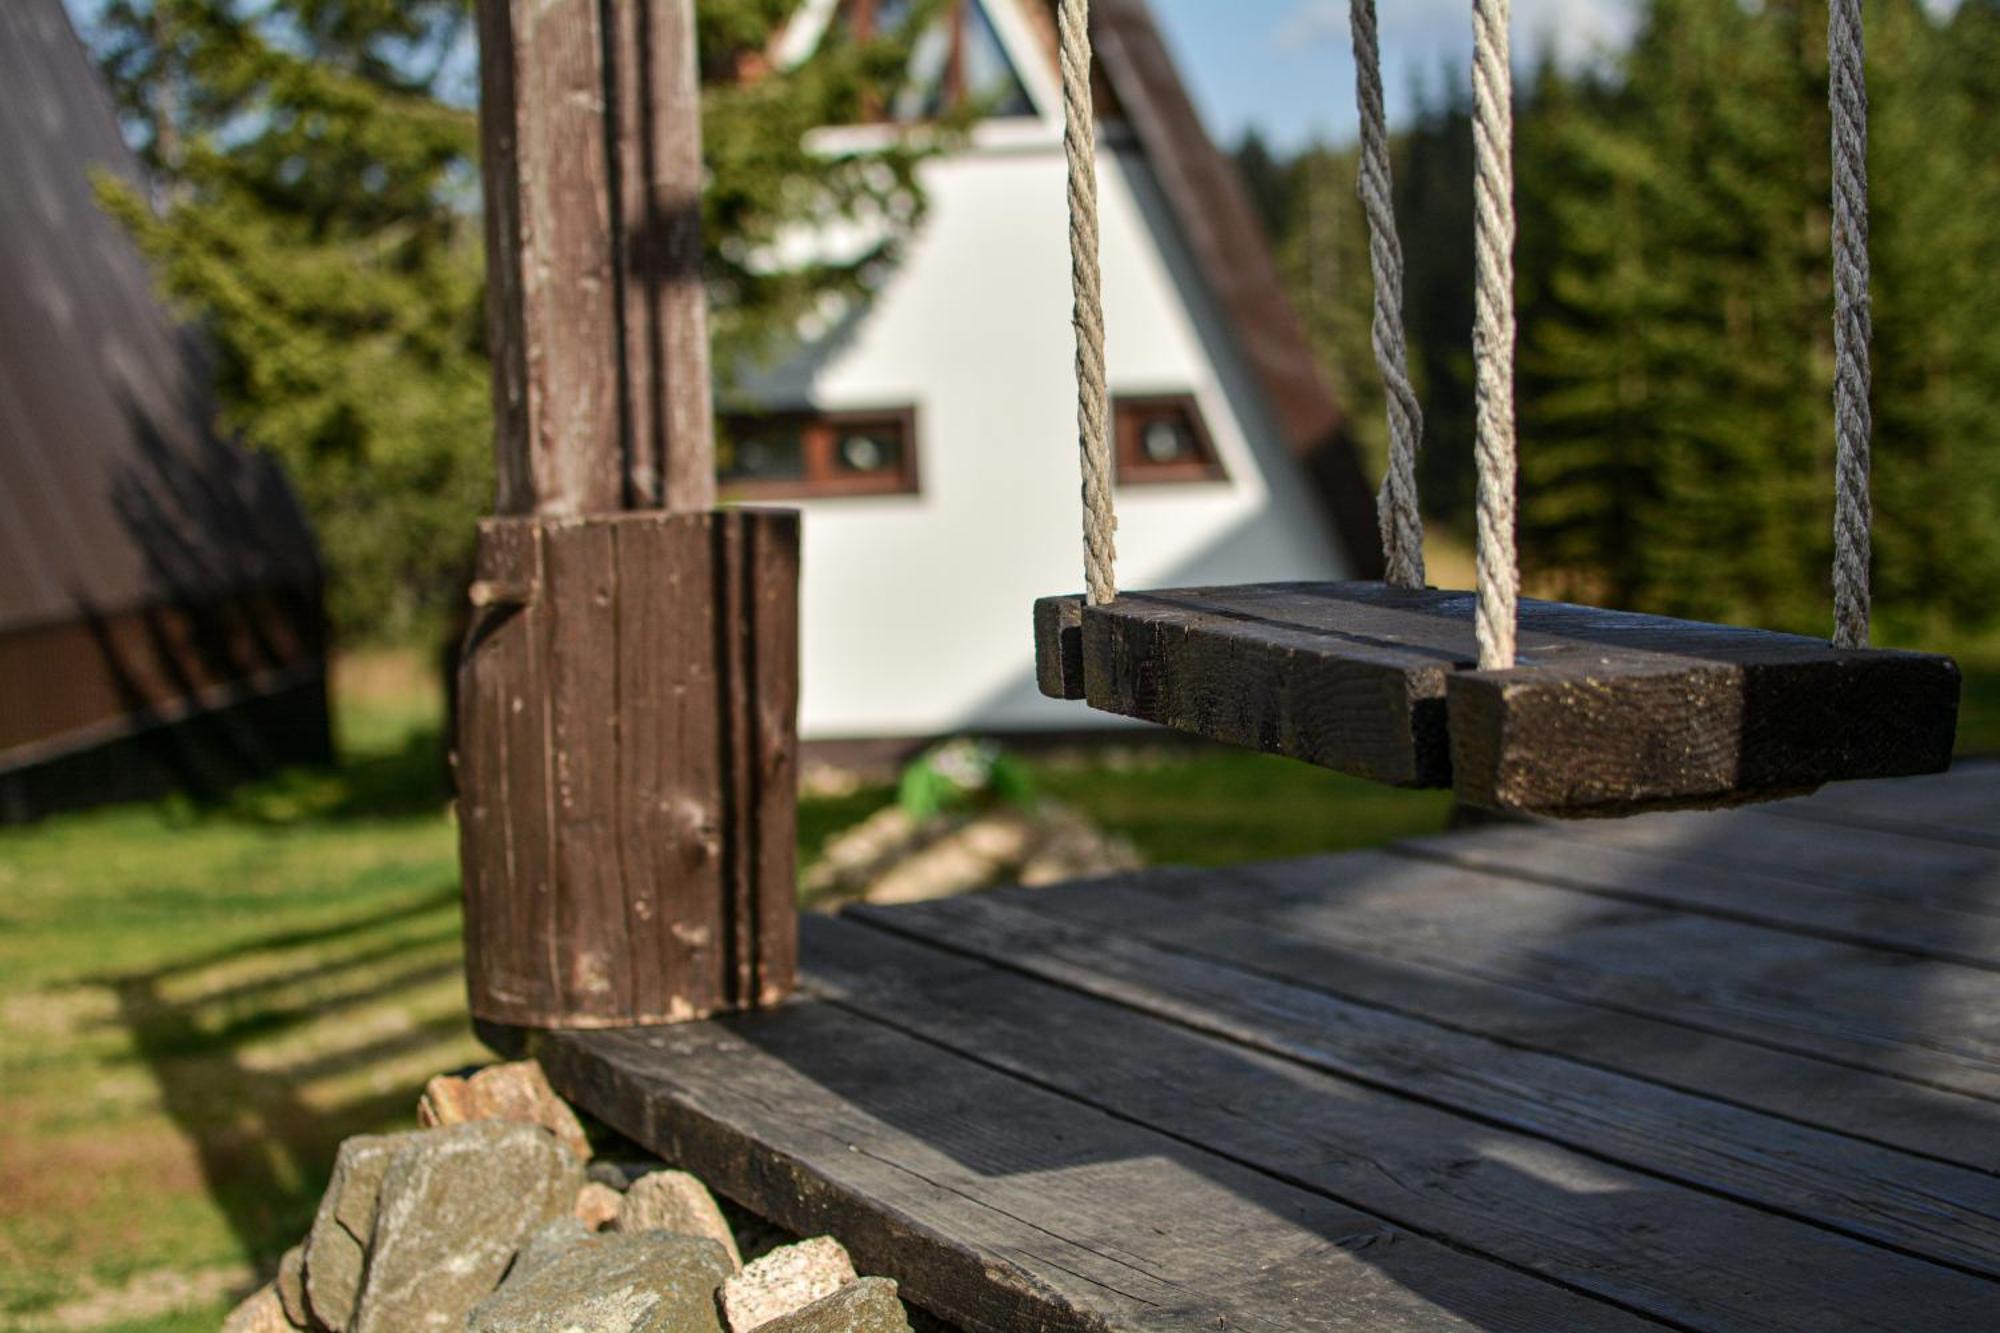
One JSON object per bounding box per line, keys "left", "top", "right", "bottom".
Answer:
{"left": 757, "top": 1279, "right": 911, "bottom": 1333}
{"left": 588, "top": 1157, "right": 667, "bottom": 1191}
{"left": 274, "top": 1244, "right": 310, "bottom": 1329}
{"left": 350, "top": 1121, "right": 583, "bottom": 1333}
{"left": 418, "top": 1060, "right": 592, "bottom": 1163}
{"left": 719, "top": 1237, "right": 857, "bottom": 1332}
{"left": 575, "top": 1180, "right": 624, "bottom": 1230}
{"left": 304, "top": 1131, "right": 424, "bottom": 1331}
{"left": 222, "top": 1284, "right": 295, "bottom": 1333}
{"left": 467, "top": 1231, "right": 733, "bottom": 1332}
{"left": 622, "top": 1170, "right": 742, "bottom": 1268}
{"left": 504, "top": 1218, "right": 597, "bottom": 1287}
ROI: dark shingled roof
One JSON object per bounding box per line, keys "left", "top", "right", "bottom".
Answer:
{"left": 0, "top": 0, "right": 320, "bottom": 638}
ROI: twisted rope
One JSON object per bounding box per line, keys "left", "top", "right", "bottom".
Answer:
{"left": 1351, "top": 0, "right": 1426, "bottom": 589}
{"left": 1471, "top": 0, "right": 1518, "bottom": 669}
{"left": 1829, "top": 0, "right": 1871, "bottom": 648}
{"left": 1060, "top": 0, "right": 1116, "bottom": 605}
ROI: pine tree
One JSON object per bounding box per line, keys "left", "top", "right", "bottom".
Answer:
{"left": 1516, "top": 0, "right": 2000, "bottom": 636}
{"left": 1862, "top": 0, "right": 2000, "bottom": 639}
{"left": 1256, "top": 83, "right": 1479, "bottom": 530}
{"left": 81, "top": 0, "right": 939, "bottom": 640}
{"left": 1265, "top": 140, "right": 1383, "bottom": 477}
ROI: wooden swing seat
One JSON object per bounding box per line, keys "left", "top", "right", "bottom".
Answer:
{"left": 1035, "top": 582, "right": 1961, "bottom": 816}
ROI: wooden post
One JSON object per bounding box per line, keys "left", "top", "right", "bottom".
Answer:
{"left": 459, "top": 0, "right": 797, "bottom": 1028}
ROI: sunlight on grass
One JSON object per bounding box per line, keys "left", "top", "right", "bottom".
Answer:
{"left": 0, "top": 658, "right": 473, "bottom": 1329}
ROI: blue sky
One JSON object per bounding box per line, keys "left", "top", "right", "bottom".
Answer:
{"left": 1148, "top": 0, "right": 1642, "bottom": 150}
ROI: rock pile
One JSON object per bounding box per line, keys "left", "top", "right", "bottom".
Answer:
{"left": 223, "top": 1061, "right": 912, "bottom": 1333}
{"left": 804, "top": 801, "right": 1141, "bottom": 905}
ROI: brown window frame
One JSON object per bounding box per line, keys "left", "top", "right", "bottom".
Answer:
{"left": 719, "top": 406, "right": 922, "bottom": 500}
{"left": 1113, "top": 394, "right": 1227, "bottom": 486}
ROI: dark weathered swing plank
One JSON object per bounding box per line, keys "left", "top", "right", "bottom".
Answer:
{"left": 1034, "top": 582, "right": 1961, "bottom": 815}
{"left": 1013, "top": 862, "right": 2000, "bottom": 1171}
{"left": 807, "top": 916, "right": 2000, "bottom": 1330}
{"left": 526, "top": 1007, "right": 1639, "bottom": 1333}
{"left": 1399, "top": 824, "right": 2000, "bottom": 969}
{"left": 847, "top": 895, "right": 2000, "bottom": 1278}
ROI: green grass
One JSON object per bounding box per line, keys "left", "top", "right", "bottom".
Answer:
{"left": 1, "top": 650, "right": 1992, "bottom": 1330}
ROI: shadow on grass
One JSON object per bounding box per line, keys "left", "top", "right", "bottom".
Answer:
{"left": 219, "top": 721, "right": 454, "bottom": 828}
{"left": 84, "top": 885, "right": 472, "bottom": 1270}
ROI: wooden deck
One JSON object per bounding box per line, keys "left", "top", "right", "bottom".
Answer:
{"left": 528, "top": 761, "right": 2000, "bottom": 1331}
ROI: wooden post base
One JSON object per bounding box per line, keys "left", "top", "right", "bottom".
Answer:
{"left": 456, "top": 508, "right": 799, "bottom": 1028}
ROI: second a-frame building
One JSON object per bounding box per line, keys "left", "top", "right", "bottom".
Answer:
{"left": 731, "top": 0, "right": 1381, "bottom": 747}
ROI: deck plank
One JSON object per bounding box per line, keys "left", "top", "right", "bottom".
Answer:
{"left": 530, "top": 1003, "right": 1637, "bottom": 1332}
{"left": 1398, "top": 825, "right": 2000, "bottom": 969}
{"left": 1772, "top": 765, "right": 2000, "bottom": 850}
{"left": 845, "top": 893, "right": 2000, "bottom": 1278}
{"left": 806, "top": 916, "right": 2000, "bottom": 1331}
{"left": 1012, "top": 863, "right": 2000, "bottom": 1172}
{"left": 1528, "top": 806, "right": 2000, "bottom": 919}
{"left": 1185, "top": 852, "right": 2000, "bottom": 1099}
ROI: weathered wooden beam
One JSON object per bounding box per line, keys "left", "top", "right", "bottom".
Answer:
{"left": 477, "top": 0, "right": 716, "bottom": 515}
{"left": 1446, "top": 607, "right": 1961, "bottom": 815}
{"left": 608, "top": 0, "right": 716, "bottom": 513}
{"left": 458, "top": 510, "right": 799, "bottom": 1027}
{"left": 477, "top": 0, "right": 622, "bottom": 517}
{"left": 1034, "top": 582, "right": 1960, "bottom": 814}
{"left": 1039, "top": 584, "right": 1459, "bottom": 787}
{"left": 465, "top": 0, "right": 796, "bottom": 1027}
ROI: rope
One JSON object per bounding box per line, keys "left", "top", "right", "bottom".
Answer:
{"left": 1060, "top": 0, "right": 1116, "bottom": 605}
{"left": 1351, "top": 0, "right": 1426, "bottom": 589}
{"left": 1829, "top": 0, "right": 1871, "bottom": 648}
{"left": 1471, "top": 0, "right": 1519, "bottom": 669}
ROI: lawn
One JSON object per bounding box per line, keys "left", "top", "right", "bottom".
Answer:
{"left": 0, "top": 648, "right": 1992, "bottom": 1332}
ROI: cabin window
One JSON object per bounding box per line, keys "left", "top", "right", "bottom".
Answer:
{"left": 1114, "top": 395, "right": 1227, "bottom": 485}
{"left": 721, "top": 408, "right": 920, "bottom": 499}
{"left": 848, "top": 0, "right": 1037, "bottom": 120}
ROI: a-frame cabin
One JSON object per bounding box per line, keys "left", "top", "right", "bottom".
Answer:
{"left": 727, "top": 0, "right": 1382, "bottom": 745}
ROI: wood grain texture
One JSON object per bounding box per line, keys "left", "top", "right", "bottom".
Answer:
{"left": 1401, "top": 823, "right": 2000, "bottom": 969}
{"left": 528, "top": 1008, "right": 1649, "bottom": 1333}
{"left": 1031, "top": 594, "right": 1085, "bottom": 700}
{"left": 848, "top": 893, "right": 2000, "bottom": 1279}
{"left": 457, "top": 520, "right": 554, "bottom": 1018}
{"left": 527, "top": 765, "right": 2000, "bottom": 1329}
{"left": 1770, "top": 764, "right": 2000, "bottom": 851}
{"left": 810, "top": 914, "right": 2000, "bottom": 1329}
{"left": 477, "top": 0, "right": 623, "bottom": 517}
{"left": 1017, "top": 859, "right": 2000, "bottom": 1173}
{"left": 1075, "top": 584, "right": 1461, "bottom": 787}
{"left": 1033, "top": 581, "right": 1959, "bottom": 813}
{"left": 1531, "top": 800, "right": 2000, "bottom": 919}
{"left": 1449, "top": 630, "right": 1962, "bottom": 816}
{"left": 1228, "top": 853, "right": 2000, "bottom": 1101}
{"left": 457, "top": 510, "right": 797, "bottom": 1026}
{"left": 607, "top": 0, "right": 714, "bottom": 512}
{"left": 477, "top": 0, "right": 716, "bottom": 515}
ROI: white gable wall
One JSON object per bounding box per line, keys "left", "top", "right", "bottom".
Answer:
{"left": 737, "top": 123, "right": 1354, "bottom": 739}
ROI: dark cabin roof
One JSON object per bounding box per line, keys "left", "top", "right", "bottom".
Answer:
{"left": 0, "top": 0, "right": 320, "bottom": 638}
